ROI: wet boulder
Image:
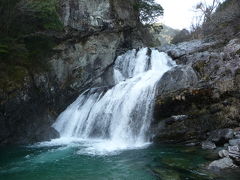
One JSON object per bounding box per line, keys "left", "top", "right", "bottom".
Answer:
{"left": 228, "top": 146, "right": 240, "bottom": 165}
{"left": 208, "top": 157, "right": 237, "bottom": 170}
{"left": 201, "top": 141, "right": 216, "bottom": 150}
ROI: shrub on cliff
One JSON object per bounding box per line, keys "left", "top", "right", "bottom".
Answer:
{"left": 0, "top": 0, "right": 63, "bottom": 92}
{"left": 131, "top": 0, "right": 164, "bottom": 46}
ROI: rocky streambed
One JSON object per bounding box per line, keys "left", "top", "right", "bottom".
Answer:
{"left": 202, "top": 128, "right": 240, "bottom": 170}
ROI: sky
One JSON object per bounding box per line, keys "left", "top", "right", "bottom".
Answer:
{"left": 156, "top": 0, "right": 222, "bottom": 30}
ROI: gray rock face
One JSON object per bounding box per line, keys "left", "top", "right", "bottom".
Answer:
{"left": 158, "top": 40, "right": 219, "bottom": 60}
{"left": 156, "top": 65, "right": 198, "bottom": 96}
{"left": 153, "top": 38, "right": 240, "bottom": 144}
{"left": 60, "top": 0, "right": 112, "bottom": 30}
{"left": 59, "top": 0, "right": 138, "bottom": 31}
{"left": 50, "top": 33, "right": 122, "bottom": 90}
{"left": 208, "top": 157, "right": 236, "bottom": 170}
{"left": 50, "top": 0, "right": 146, "bottom": 91}
{"left": 158, "top": 38, "right": 240, "bottom": 94}
{"left": 201, "top": 141, "right": 216, "bottom": 150}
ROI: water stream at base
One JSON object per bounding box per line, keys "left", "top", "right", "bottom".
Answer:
{"left": 51, "top": 48, "right": 176, "bottom": 155}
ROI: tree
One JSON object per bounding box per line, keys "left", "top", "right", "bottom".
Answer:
{"left": 190, "top": 0, "right": 226, "bottom": 38}
{"left": 171, "top": 29, "right": 191, "bottom": 44}
{"left": 189, "top": 0, "right": 240, "bottom": 40}
{"left": 135, "top": 0, "right": 164, "bottom": 24}
{"left": 194, "top": 0, "right": 223, "bottom": 23}
{"left": 190, "top": 0, "right": 223, "bottom": 32}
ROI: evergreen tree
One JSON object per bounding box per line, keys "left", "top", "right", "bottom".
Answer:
{"left": 135, "top": 0, "right": 164, "bottom": 24}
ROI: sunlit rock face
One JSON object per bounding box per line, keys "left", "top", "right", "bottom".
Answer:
{"left": 59, "top": 0, "right": 139, "bottom": 30}
{"left": 60, "top": 0, "right": 112, "bottom": 29}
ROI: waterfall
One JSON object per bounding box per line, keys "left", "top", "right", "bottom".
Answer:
{"left": 52, "top": 48, "right": 175, "bottom": 153}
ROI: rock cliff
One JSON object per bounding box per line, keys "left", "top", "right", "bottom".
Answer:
{"left": 153, "top": 37, "right": 240, "bottom": 144}
{"left": 0, "top": 0, "right": 152, "bottom": 144}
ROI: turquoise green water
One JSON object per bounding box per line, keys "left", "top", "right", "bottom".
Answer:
{"left": 0, "top": 143, "right": 239, "bottom": 180}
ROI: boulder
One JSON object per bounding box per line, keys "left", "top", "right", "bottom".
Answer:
{"left": 229, "top": 139, "right": 240, "bottom": 146}
{"left": 228, "top": 146, "right": 240, "bottom": 159}
{"left": 201, "top": 141, "right": 216, "bottom": 150}
{"left": 218, "top": 150, "right": 229, "bottom": 158}
{"left": 156, "top": 65, "right": 198, "bottom": 96}
{"left": 208, "top": 129, "right": 234, "bottom": 145}
{"left": 208, "top": 157, "right": 237, "bottom": 170}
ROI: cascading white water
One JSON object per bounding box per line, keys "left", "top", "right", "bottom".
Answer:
{"left": 52, "top": 48, "right": 175, "bottom": 153}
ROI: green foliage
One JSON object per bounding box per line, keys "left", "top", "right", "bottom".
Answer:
{"left": 135, "top": 0, "right": 164, "bottom": 24}
{"left": 0, "top": 44, "right": 9, "bottom": 54}
{"left": 26, "top": 0, "right": 63, "bottom": 31}
{"left": 0, "top": 0, "right": 63, "bottom": 91}
{"left": 0, "top": 0, "right": 63, "bottom": 37}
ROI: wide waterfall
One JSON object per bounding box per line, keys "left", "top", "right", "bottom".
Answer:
{"left": 52, "top": 48, "right": 175, "bottom": 154}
